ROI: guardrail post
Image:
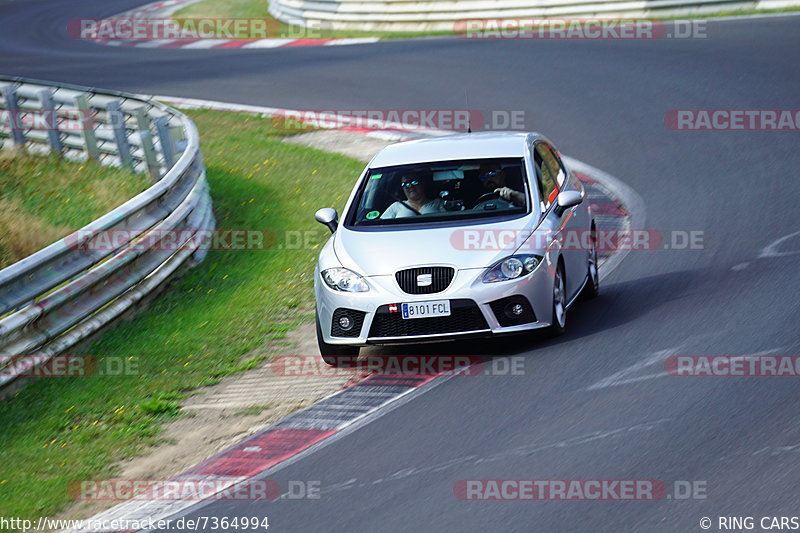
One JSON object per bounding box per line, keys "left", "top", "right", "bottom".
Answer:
{"left": 73, "top": 94, "right": 100, "bottom": 160}
{"left": 38, "top": 89, "right": 63, "bottom": 154}
{"left": 107, "top": 100, "right": 133, "bottom": 171}
{"left": 154, "top": 115, "right": 175, "bottom": 169}
{"left": 0, "top": 75, "right": 213, "bottom": 392}
{"left": 133, "top": 108, "right": 161, "bottom": 180}
{"left": 1, "top": 85, "right": 26, "bottom": 147}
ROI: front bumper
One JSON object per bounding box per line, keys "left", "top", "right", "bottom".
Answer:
{"left": 315, "top": 264, "right": 555, "bottom": 346}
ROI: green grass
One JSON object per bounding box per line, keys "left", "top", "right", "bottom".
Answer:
{"left": 173, "top": 0, "right": 800, "bottom": 40}
{"left": 234, "top": 405, "right": 272, "bottom": 416}
{"left": 172, "top": 0, "right": 456, "bottom": 39}
{"left": 0, "top": 153, "right": 149, "bottom": 268}
{"left": 0, "top": 109, "right": 364, "bottom": 520}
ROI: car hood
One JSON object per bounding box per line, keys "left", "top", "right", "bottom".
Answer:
{"left": 333, "top": 218, "right": 537, "bottom": 275}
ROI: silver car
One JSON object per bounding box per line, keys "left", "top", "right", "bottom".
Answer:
{"left": 313, "top": 132, "right": 599, "bottom": 366}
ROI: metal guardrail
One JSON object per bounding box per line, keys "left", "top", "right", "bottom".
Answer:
{"left": 268, "top": 0, "right": 799, "bottom": 31}
{"left": 0, "top": 76, "right": 215, "bottom": 389}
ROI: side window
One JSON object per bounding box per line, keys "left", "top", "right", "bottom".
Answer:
{"left": 534, "top": 143, "right": 562, "bottom": 209}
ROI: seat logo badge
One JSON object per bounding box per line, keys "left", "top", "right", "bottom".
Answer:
{"left": 417, "top": 273, "right": 433, "bottom": 287}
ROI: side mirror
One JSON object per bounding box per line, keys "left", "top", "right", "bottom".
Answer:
{"left": 555, "top": 190, "right": 582, "bottom": 215}
{"left": 315, "top": 207, "right": 339, "bottom": 233}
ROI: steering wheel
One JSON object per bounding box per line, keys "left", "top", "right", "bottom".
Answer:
{"left": 470, "top": 192, "right": 500, "bottom": 209}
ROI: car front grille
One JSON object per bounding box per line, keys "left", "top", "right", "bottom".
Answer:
{"left": 395, "top": 266, "right": 455, "bottom": 295}
{"left": 368, "top": 299, "right": 489, "bottom": 338}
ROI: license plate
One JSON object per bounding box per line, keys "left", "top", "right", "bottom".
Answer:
{"left": 401, "top": 300, "right": 451, "bottom": 319}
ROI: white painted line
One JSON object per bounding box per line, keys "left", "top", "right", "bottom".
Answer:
{"left": 146, "top": 95, "right": 464, "bottom": 138}
{"left": 241, "top": 38, "right": 297, "bottom": 49}
{"left": 563, "top": 156, "right": 646, "bottom": 282}
{"left": 324, "top": 38, "right": 381, "bottom": 46}
{"left": 181, "top": 39, "right": 234, "bottom": 49}
{"left": 758, "top": 229, "right": 800, "bottom": 258}
{"left": 586, "top": 346, "right": 684, "bottom": 391}
{"left": 132, "top": 39, "right": 179, "bottom": 48}
{"left": 587, "top": 345, "right": 789, "bottom": 391}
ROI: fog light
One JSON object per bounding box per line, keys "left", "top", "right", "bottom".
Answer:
{"left": 506, "top": 303, "right": 524, "bottom": 318}
{"left": 338, "top": 315, "right": 353, "bottom": 331}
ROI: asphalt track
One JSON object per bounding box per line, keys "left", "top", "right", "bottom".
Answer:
{"left": 2, "top": 1, "right": 800, "bottom": 531}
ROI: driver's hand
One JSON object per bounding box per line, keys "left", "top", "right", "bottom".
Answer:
{"left": 495, "top": 187, "right": 514, "bottom": 201}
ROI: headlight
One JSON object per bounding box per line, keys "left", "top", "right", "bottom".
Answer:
{"left": 321, "top": 268, "right": 370, "bottom": 292}
{"left": 482, "top": 255, "right": 543, "bottom": 283}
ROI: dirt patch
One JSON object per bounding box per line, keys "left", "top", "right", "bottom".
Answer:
{"left": 50, "top": 130, "right": 392, "bottom": 529}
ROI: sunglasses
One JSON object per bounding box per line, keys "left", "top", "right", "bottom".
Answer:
{"left": 401, "top": 180, "right": 421, "bottom": 188}
{"left": 479, "top": 170, "right": 502, "bottom": 181}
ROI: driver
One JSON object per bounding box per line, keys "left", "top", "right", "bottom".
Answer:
{"left": 474, "top": 164, "right": 525, "bottom": 209}
{"left": 381, "top": 170, "right": 445, "bottom": 219}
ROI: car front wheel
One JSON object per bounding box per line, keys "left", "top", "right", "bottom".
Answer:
{"left": 547, "top": 262, "right": 567, "bottom": 336}
{"left": 583, "top": 227, "right": 600, "bottom": 299}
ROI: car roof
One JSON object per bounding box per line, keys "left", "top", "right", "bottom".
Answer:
{"left": 369, "top": 132, "right": 542, "bottom": 168}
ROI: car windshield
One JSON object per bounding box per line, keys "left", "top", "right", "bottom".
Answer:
{"left": 346, "top": 158, "right": 529, "bottom": 227}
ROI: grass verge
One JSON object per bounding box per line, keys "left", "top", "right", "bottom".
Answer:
{"left": 172, "top": 0, "right": 455, "bottom": 39}
{"left": 0, "top": 152, "right": 149, "bottom": 268}
{"left": 0, "top": 109, "right": 364, "bottom": 520}
{"left": 174, "top": 0, "right": 800, "bottom": 40}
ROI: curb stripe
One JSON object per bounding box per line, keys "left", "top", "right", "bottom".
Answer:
{"left": 93, "top": 37, "right": 380, "bottom": 49}
{"left": 182, "top": 428, "right": 336, "bottom": 477}
{"left": 64, "top": 371, "right": 445, "bottom": 531}
{"left": 160, "top": 38, "right": 202, "bottom": 48}
{"left": 212, "top": 40, "right": 251, "bottom": 49}
{"left": 283, "top": 38, "right": 334, "bottom": 46}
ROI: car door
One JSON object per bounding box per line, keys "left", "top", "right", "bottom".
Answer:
{"left": 534, "top": 141, "right": 585, "bottom": 302}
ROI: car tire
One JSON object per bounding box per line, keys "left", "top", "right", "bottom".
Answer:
{"left": 583, "top": 226, "right": 600, "bottom": 299}
{"left": 316, "top": 313, "right": 359, "bottom": 367}
{"left": 547, "top": 261, "right": 567, "bottom": 337}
